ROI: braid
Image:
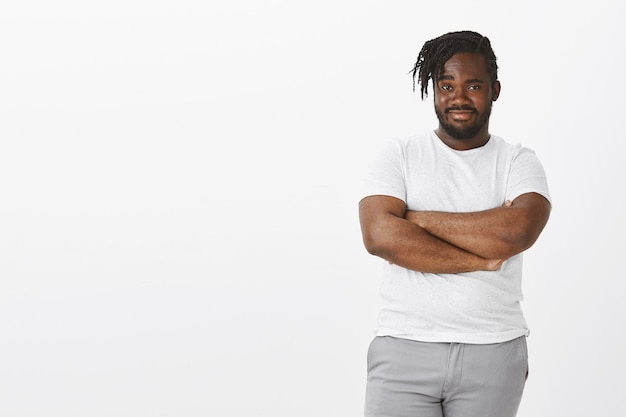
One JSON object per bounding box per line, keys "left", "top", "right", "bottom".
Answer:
{"left": 410, "top": 30, "right": 498, "bottom": 99}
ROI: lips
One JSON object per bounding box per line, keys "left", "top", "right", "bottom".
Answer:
{"left": 447, "top": 110, "right": 475, "bottom": 121}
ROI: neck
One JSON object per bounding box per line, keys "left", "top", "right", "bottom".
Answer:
{"left": 434, "top": 126, "right": 491, "bottom": 151}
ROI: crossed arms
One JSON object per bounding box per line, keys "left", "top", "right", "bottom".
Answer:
{"left": 358, "top": 192, "right": 551, "bottom": 273}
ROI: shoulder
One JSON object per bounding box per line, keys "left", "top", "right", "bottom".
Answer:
{"left": 386, "top": 131, "right": 431, "bottom": 148}
{"left": 397, "top": 131, "right": 438, "bottom": 155}
{"left": 489, "top": 135, "right": 521, "bottom": 152}
{"left": 489, "top": 135, "right": 540, "bottom": 161}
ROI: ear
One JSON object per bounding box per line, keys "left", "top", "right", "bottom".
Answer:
{"left": 492, "top": 80, "right": 501, "bottom": 101}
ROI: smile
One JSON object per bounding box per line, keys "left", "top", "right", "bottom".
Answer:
{"left": 447, "top": 110, "right": 475, "bottom": 121}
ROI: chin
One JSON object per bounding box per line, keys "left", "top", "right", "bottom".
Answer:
{"left": 436, "top": 105, "right": 492, "bottom": 141}
{"left": 440, "top": 123, "right": 483, "bottom": 141}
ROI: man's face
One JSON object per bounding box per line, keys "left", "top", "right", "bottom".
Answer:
{"left": 434, "top": 52, "right": 500, "bottom": 144}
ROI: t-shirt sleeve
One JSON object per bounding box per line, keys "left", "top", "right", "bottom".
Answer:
{"left": 506, "top": 147, "right": 551, "bottom": 205}
{"left": 361, "top": 138, "right": 407, "bottom": 203}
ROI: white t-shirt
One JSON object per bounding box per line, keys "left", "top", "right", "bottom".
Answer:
{"left": 362, "top": 131, "right": 551, "bottom": 344}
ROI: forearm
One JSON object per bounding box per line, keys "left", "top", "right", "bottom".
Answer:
{"left": 405, "top": 208, "right": 516, "bottom": 259}
{"left": 361, "top": 213, "right": 501, "bottom": 274}
{"left": 405, "top": 194, "right": 551, "bottom": 259}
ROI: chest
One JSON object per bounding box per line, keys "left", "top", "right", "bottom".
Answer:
{"left": 403, "top": 148, "right": 512, "bottom": 212}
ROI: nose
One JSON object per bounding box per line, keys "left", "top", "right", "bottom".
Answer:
{"left": 451, "top": 87, "right": 469, "bottom": 104}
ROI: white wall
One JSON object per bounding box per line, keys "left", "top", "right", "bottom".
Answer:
{"left": 0, "top": 1, "right": 624, "bottom": 416}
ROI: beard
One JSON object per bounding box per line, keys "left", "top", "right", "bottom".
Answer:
{"left": 435, "top": 103, "right": 492, "bottom": 140}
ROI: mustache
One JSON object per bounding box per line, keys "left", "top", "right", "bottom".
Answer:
{"left": 446, "top": 106, "right": 477, "bottom": 113}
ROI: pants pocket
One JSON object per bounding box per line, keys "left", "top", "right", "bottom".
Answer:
{"left": 518, "top": 336, "right": 529, "bottom": 381}
{"left": 367, "top": 337, "right": 381, "bottom": 372}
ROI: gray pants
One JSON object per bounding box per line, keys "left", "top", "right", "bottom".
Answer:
{"left": 365, "top": 336, "right": 528, "bottom": 417}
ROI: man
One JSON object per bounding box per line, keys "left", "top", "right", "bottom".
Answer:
{"left": 359, "top": 31, "right": 551, "bottom": 417}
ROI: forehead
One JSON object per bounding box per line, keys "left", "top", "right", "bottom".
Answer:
{"left": 439, "top": 52, "right": 489, "bottom": 80}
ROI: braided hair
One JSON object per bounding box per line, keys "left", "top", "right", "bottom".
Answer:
{"left": 411, "top": 31, "right": 498, "bottom": 99}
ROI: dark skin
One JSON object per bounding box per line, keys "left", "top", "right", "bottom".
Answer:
{"left": 359, "top": 53, "right": 550, "bottom": 273}
{"left": 433, "top": 52, "right": 500, "bottom": 150}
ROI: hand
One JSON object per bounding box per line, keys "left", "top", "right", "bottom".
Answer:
{"left": 484, "top": 258, "right": 504, "bottom": 271}
{"left": 390, "top": 252, "right": 504, "bottom": 272}
{"left": 404, "top": 210, "right": 425, "bottom": 227}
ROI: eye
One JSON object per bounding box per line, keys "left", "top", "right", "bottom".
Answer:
{"left": 440, "top": 84, "right": 453, "bottom": 91}
{"left": 467, "top": 85, "right": 480, "bottom": 91}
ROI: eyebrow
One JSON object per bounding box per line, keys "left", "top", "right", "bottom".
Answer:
{"left": 437, "top": 75, "right": 485, "bottom": 84}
